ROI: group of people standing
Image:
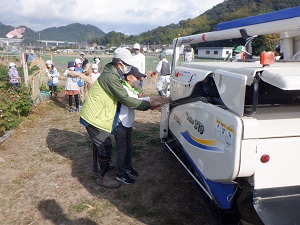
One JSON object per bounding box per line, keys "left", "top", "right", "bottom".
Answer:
{"left": 131, "top": 42, "right": 172, "bottom": 97}
{"left": 43, "top": 44, "right": 171, "bottom": 189}
{"left": 46, "top": 52, "right": 104, "bottom": 113}
{"left": 45, "top": 44, "right": 172, "bottom": 188}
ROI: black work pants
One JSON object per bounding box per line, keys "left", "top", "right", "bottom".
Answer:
{"left": 114, "top": 123, "right": 132, "bottom": 176}
{"left": 85, "top": 125, "right": 112, "bottom": 159}
{"left": 85, "top": 125, "right": 113, "bottom": 176}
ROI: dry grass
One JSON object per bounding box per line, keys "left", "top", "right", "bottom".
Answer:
{"left": 0, "top": 94, "right": 219, "bottom": 225}
{"left": 0, "top": 66, "right": 219, "bottom": 225}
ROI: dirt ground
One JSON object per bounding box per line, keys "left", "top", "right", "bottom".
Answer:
{"left": 0, "top": 84, "right": 220, "bottom": 225}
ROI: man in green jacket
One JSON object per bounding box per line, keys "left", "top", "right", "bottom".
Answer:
{"left": 80, "top": 47, "right": 161, "bottom": 188}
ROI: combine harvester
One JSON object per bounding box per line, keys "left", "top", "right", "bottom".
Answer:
{"left": 160, "top": 6, "right": 300, "bottom": 225}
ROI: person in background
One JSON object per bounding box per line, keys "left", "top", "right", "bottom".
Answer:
{"left": 132, "top": 43, "right": 146, "bottom": 87}
{"left": 63, "top": 61, "right": 80, "bottom": 113}
{"left": 80, "top": 47, "right": 162, "bottom": 188}
{"left": 80, "top": 52, "right": 89, "bottom": 69}
{"left": 150, "top": 53, "right": 171, "bottom": 97}
{"left": 86, "top": 64, "right": 100, "bottom": 95}
{"left": 234, "top": 45, "right": 246, "bottom": 62}
{"left": 89, "top": 64, "right": 100, "bottom": 83}
{"left": 93, "top": 56, "right": 104, "bottom": 74}
{"left": 27, "top": 49, "right": 37, "bottom": 63}
{"left": 115, "top": 67, "right": 149, "bottom": 185}
{"left": 45, "top": 60, "right": 59, "bottom": 98}
{"left": 8, "top": 62, "right": 21, "bottom": 88}
{"left": 24, "top": 50, "right": 29, "bottom": 62}
{"left": 74, "top": 58, "right": 84, "bottom": 106}
{"left": 132, "top": 43, "right": 145, "bottom": 74}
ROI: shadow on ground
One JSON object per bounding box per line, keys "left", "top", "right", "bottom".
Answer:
{"left": 45, "top": 126, "right": 220, "bottom": 225}
{"left": 38, "top": 199, "right": 97, "bottom": 225}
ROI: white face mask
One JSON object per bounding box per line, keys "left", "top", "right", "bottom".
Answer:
{"left": 93, "top": 69, "right": 98, "bottom": 72}
{"left": 120, "top": 62, "right": 132, "bottom": 74}
{"left": 95, "top": 58, "right": 100, "bottom": 63}
{"left": 47, "top": 64, "right": 52, "bottom": 68}
{"left": 69, "top": 67, "right": 75, "bottom": 71}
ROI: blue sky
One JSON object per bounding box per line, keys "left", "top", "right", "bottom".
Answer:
{"left": 2, "top": 0, "right": 224, "bottom": 35}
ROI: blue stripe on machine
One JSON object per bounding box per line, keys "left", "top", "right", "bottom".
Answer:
{"left": 216, "top": 6, "right": 300, "bottom": 31}
{"left": 181, "top": 130, "right": 223, "bottom": 152}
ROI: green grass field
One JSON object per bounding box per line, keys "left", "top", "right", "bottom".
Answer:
{"left": 43, "top": 54, "right": 169, "bottom": 75}
{"left": 43, "top": 53, "right": 211, "bottom": 75}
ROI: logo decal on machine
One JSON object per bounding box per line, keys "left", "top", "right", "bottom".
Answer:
{"left": 180, "top": 130, "right": 223, "bottom": 152}
{"left": 186, "top": 112, "right": 204, "bottom": 134}
{"left": 180, "top": 37, "right": 194, "bottom": 44}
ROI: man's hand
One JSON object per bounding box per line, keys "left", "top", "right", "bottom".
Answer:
{"left": 150, "top": 96, "right": 163, "bottom": 102}
{"left": 149, "top": 100, "right": 161, "bottom": 110}
{"left": 149, "top": 96, "right": 163, "bottom": 109}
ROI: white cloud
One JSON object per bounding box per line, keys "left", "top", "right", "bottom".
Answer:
{"left": 1, "top": 0, "right": 224, "bottom": 34}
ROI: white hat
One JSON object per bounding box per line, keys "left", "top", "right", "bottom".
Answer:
{"left": 91, "top": 64, "right": 98, "bottom": 69}
{"left": 133, "top": 43, "right": 140, "bottom": 50}
{"left": 80, "top": 51, "right": 85, "bottom": 55}
{"left": 74, "top": 58, "right": 82, "bottom": 64}
{"left": 9, "top": 62, "right": 16, "bottom": 67}
{"left": 45, "top": 60, "right": 53, "bottom": 65}
{"left": 114, "top": 47, "right": 135, "bottom": 66}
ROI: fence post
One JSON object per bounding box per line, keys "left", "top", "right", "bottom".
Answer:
{"left": 21, "top": 51, "right": 28, "bottom": 87}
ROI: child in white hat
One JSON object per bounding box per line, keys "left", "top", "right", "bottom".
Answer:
{"left": 45, "top": 60, "right": 59, "bottom": 98}
{"left": 63, "top": 61, "right": 80, "bottom": 113}
{"left": 8, "top": 62, "right": 21, "bottom": 88}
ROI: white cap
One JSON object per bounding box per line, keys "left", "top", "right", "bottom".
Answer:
{"left": 9, "top": 62, "right": 16, "bottom": 67}
{"left": 45, "top": 60, "right": 53, "bottom": 65}
{"left": 80, "top": 51, "right": 85, "bottom": 55}
{"left": 133, "top": 43, "right": 140, "bottom": 50}
{"left": 114, "top": 47, "right": 135, "bottom": 66}
{"left": 74, "top": 58, "right": 82, "bottom": 64}
{"left": 91, "top": 64, "right": 98, "bottom": 69}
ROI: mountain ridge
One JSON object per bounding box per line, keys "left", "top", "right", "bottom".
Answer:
{"left": 0, "top": 0, "right": 299, "bottom": 48}
{"left": 0, "top": 23, "right": 105, "bottom": 45}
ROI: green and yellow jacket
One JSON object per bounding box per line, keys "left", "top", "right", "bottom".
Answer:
{"left": 80, "top": 63, "right": 150, "bottom": 132}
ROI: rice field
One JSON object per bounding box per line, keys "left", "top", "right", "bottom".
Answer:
{"left": 42, "top": 53, "right": 211, "bottom": 75}
{"left": 43, "top": 54, "right": 164, "bottom": 75}
{"left": 41, "top": 52, "right": 214, "bottom": 95}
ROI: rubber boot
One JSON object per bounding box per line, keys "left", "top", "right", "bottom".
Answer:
{"left": 108, "top": 159, "right": 114, "bottom": 169}
{"left": 96, "top": 158, "right": 120, "bottom": 188}
{"left": 93, "top": 145, "right": 113, "bottom": 173}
